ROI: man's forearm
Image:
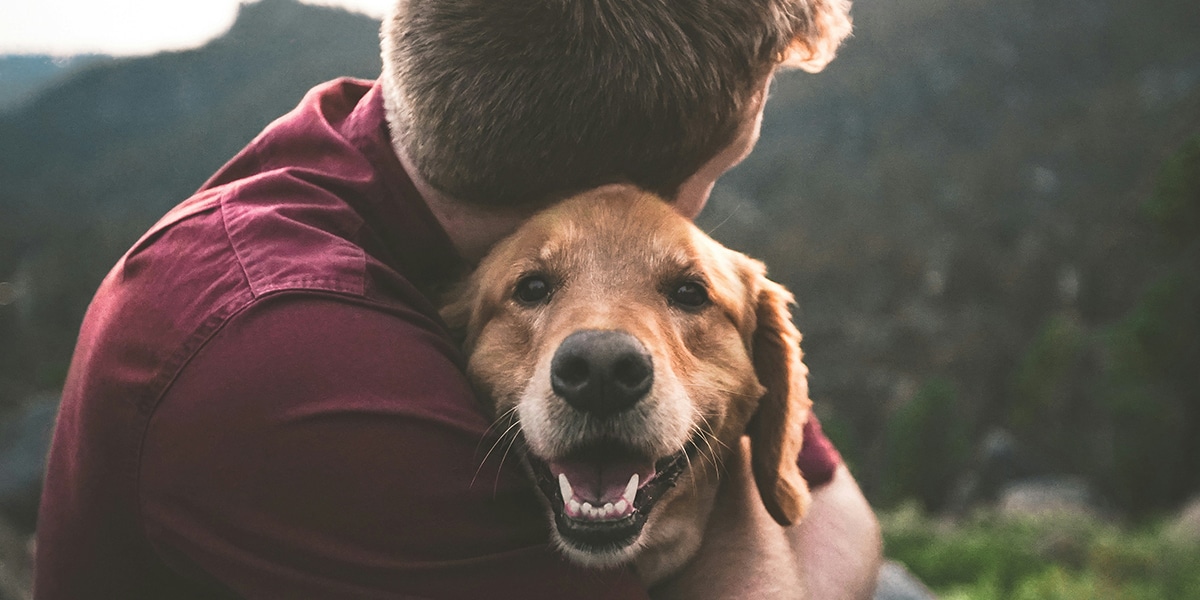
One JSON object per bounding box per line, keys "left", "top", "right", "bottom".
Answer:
{"left": 652, "top": 441, "right": 881, "bottom": 599}
{"left": 791, "top": 465, "right": 882, "bottom": 600}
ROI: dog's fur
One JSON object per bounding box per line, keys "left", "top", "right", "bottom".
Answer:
{"left": 442, "top": 189, "right": 812, "bottom": 584}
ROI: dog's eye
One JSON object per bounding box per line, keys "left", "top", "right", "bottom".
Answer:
{"left": 514, "top": 275, "right": 552, "bottom": 305}
{"left": 670, "top": 281, "right": 709, "bottom": 309}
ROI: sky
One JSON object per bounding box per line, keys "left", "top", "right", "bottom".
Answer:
{"left": 0, "top": 0, "right": 395, "bottom": 56}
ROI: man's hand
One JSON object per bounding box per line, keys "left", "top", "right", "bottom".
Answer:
{"left": 652, "top": 438, "right": 881, "bottom": 599}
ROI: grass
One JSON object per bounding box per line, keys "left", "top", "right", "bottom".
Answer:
{"left": 880, "top": 503, "right": 1200, "bottom": 599}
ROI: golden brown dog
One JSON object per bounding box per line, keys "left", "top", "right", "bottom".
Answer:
{"left": 442, "top": 188, "right": 812, "bottom": 584}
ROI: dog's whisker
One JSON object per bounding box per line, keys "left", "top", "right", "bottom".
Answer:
{"left": 700, "top": 432, "right": 721, "bottom": 472}
{"left": 492, "top": 424, "right": 524, "bottom": 498}
{"left": 471, "top": 415, "right": 523, "bottom": 490}
{"left": 682, "top": 381, "right": 758, "bottom": 399}
{"left": 691, "top": 412, "right": 724, "bottom": 453}
{"left": 693, "top": 412, "right": 730, "bottom": 454}
{"left": 473, "top": 405, "right": 521, "bottom": 456}
{"left": 689, "top": 413, "right": 728, "bottom": 481}
{"left": 700, "top": 431, "right": 725, "bottom": 476}
{"left": 704, "top": 202, "right": 743, "bottom": 236}
{"left": 681, "top": 442, "right": 699, "bottom": 497}
{"left": 477, "top": 411, "right": 520, "bottom": 461}
{"left": 682, "top": 417, "right": 723, "bottom": 496}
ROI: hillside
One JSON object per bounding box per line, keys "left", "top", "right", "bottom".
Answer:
{"left": 1, "top": 0, "right": 1198, "bottom": 515}
{"left": 0, "top": 55, "right": 109, "bottom": 113}
{"left": 0, "top": 0, "right": 381, "bottom": 221}
{"left": 696, "top": 0, "right": 1200, "bottom": 510}
{"left": 0, "top": 0, "right": 383, "bottom": 401}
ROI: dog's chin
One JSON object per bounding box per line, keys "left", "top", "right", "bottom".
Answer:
{"left": 526, "top": 440, "right": 696, "bottom": 567}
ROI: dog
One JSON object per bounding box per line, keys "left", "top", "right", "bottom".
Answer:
{"left": 442, "top": 188, "right": 813, "bottom": 584}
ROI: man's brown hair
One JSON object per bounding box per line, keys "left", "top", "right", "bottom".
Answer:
{"left": 381, "top": 0, "right": 851, "bottom": 208}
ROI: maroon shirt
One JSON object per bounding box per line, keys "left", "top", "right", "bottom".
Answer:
{"left": 35, "top": 78, "right": 841, "bottom": 599}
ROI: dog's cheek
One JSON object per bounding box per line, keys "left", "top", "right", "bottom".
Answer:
{"left": 469, "top": 319, "right": 539, "bottom": 411}
{"left": 679, "top": 319, "right": 760, "bottom": 434}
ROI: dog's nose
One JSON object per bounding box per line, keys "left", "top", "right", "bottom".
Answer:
{"left": 550, "top": 330, "right": 653, "bottom": 416}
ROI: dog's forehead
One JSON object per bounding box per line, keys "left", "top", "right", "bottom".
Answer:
{"left": 524, "top": 193, "right": 706, "bottom": 270}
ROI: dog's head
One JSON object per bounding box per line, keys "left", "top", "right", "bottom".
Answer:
{"left": 443, "top": 189, "right": 811, "bottom": 567}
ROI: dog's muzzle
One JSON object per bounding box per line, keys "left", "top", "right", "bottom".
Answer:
{"left": 528, "top": 329, "right": 694, "bottom": 557}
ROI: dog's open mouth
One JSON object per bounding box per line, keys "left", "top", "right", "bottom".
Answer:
{"left": 528, "top": 441, "right": 694, "bottom": 554}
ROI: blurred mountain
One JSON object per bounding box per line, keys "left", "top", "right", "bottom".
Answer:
{"left": 0, "top": 0, "right": 382, "bottom": 406}
{"left": 0, "top": 55, "right": 110, "bottom": 113}
{"left": 1, "top": 0, "right": 1198, "bottom": 513}
{"left": 696, "top": 0, "right": 1200, "bottom": 511}
{"left": 0, "top": 0, "right": 381, "bottom": 224}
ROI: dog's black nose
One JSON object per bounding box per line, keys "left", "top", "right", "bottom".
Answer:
{"left": 551, "top": 330, "right": 653, "bottom": 416}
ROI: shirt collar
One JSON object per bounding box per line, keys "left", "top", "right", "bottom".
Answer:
{"left": 340, "top": 80, "right": 468, "bottom": 288}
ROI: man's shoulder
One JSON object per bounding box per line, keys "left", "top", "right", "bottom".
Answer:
{"left": 78, "top": 75, "right": 452, "bottom": 413}
{"left": 76, "top": 171, "right": 436, "bottom": 410}
{"left": 215, "top": 173, "right": 372, "bottom": 299}
{"left": 108, "top": 176, "right": 375, "bottom": 325}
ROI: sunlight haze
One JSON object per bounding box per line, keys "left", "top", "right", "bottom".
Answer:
{"left": 0, "top": 0, "right": 394, "bottom": 56}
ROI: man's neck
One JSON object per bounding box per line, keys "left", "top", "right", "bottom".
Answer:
{"left": 395, "top": 144, "right": 533, "bottom": 265}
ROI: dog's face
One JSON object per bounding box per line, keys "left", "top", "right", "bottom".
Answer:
{"left": 444, "top": 189, "right": 811, "bottom": 573}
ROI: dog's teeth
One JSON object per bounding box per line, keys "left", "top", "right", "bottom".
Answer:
{"left": 558, "top": 473, "right": 573, "bottom": 503}
{"left": 624, "top": 473, "right": 639, "bottom": 505}
{"left": 568, "top": 496, "right": 638, "bottom": 520}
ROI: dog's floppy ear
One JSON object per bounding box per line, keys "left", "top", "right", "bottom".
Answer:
{"left": 778, "top": 0, "right": 853, "bottom": 73}
{"left": 744, "top": 262, "right": 813, "bottom": 526}
{"left": 439, "top": 278, "right": 481, "bottom": 351}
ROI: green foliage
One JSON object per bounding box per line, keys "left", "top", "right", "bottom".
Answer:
{"left": 883, "top": 504, "right": 1045, "bottom": 593}
{"left": 1144, "top": 136, "right": 1200, "bottom": 248}
{"left": 1100, "top": 274, "right": 1200, "bottom": 511}
{"left": 1010, "top": 313, "right": 1087, "bottom": 429}
{"left": 995, "top": 136, "right": 1200, "bottom": 514}
{"left": 1097, "top": 136, "right": 1200, "bottom": 512}
{"left": 879, "top": 379, "right": 970, "bottom": 511}
{"left": 882, "top": 506, "right": 1200, "bottom": 599}
{"left": 1106, "top": 274, "right": 1200, "bottom": 384}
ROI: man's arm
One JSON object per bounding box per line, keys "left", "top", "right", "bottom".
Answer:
{"left": 139, "top": 294, "right": 649, "bottom": 599}
{"left": 792, "top": 465, "right": 883, "bottom": 599}
{"left": 653, "top": 439, "right": 881, "bottom": 599}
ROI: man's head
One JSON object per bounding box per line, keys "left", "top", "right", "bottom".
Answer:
{"left": 381, "top": 0, "right": 851, "bottom": 211}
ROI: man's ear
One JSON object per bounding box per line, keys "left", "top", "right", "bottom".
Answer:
{"left": 778, "top": 0, "right": 853, "bottom": 73}
{"left": 746, "top": 269, "right": 813, "bottom": 526}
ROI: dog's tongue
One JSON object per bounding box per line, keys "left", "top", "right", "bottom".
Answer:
{"left": 549, "top": 458, "right": 655, "bottom": 521}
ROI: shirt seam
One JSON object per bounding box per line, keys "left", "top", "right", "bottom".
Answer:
{"left": 218, "top": 185, "right": 259, "bottom": 301}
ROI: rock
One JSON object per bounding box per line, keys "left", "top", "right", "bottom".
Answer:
{"left": 946, "top": 428, "right": 1041, "bottom": 515}
{"left": 1166, "top": 495, "right": 1200, "bottom": 545}
{"left": 0, "top": 516, "right": 32, "bottom": 600}
{"left": 873, "top": 560, "right": 937, "bottom": 600}
{"left": 997, "top": 476, "right": 1100, "bottom": 520}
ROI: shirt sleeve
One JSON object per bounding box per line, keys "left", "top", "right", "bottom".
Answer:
{"left": 138, "top": 293, "right": 648, "bottom": 599}
{"left": 797, "top": 415, "right": 843, "bottom": 489}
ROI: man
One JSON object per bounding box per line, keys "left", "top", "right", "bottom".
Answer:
{"left": 36, "top": 0, "right": 879, "bottom": 597}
